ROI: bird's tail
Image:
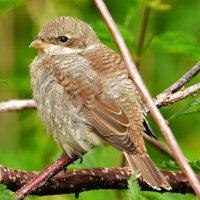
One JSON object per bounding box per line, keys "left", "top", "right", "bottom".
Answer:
{"left": 124, "top": 152, "right": 171, "bottom": 190}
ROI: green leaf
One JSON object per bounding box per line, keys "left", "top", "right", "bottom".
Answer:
{"left": 0, "top": 184, "right": 17, "bottom": 200}
{"left": 170, "top": 96, "right": 200, "bottom": 119}
{"left": 68, "top": 146, "right": 121, "bottom": 170}
{"left": 159, "top": 160, "right": 200, "bottom": 174}
{"left": 159, "top": 160, "right": 180, "bottom": 171}
{"left": 189, "top": 160, "right": 200, "bottom": 174}
{"left": 128, "top": 172, "right": 143, "bottom": 200}
{"left": 152, "top": 31, "right": 200, "bottom": 60}
{"left": 142, "top": 192, "right": 197, "bottom": 200}
{"left": 0, "top": 0, "right": 26, "bottom": 13}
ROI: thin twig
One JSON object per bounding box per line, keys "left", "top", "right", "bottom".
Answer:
{"left": 0, "top": 99, "right": 36, "bottom": 112}
{"left": 143, "top": 134, "right": 174, "bottom": 159}
{"left": 154, "top": 83, "right": 200, "bottom": 109}
{"left": 14, "top": 154, "right": 78, "bottom": 199}
{"left": 163, "top": 62, "right": 200, "bottom": 94}
{"left": 136, "top": 6, "right": 151, "bottom": 68}
{"left": 93, "top": 0, "right": 200, "bottom": 197}
{"left": 0, "top": 165, "right": 198, "bottom": 195}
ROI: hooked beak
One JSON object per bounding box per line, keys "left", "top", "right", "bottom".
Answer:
{"left": 29, "top": 39, "right": 52, "bottom": 49}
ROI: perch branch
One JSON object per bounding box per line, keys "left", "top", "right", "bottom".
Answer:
{"left": 0, "top": 165, "right": 198, "bottom": 196}
{"left": 93, "top": 0, "right": 200, "bottom": 197}
{"left": 14, "top": 154, "right": 78, "bottom": 199}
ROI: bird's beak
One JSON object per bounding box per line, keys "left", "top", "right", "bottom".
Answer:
{"left": 29, "top": 39, "right": 51, "bottom": 49}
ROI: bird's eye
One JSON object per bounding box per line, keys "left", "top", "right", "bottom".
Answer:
{"left": 58, "top": 36, "right": 69, "bottom": 44}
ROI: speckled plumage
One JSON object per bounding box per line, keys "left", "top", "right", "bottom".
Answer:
{"left": 30, "top": 16, "right": 171, "bottom": 190}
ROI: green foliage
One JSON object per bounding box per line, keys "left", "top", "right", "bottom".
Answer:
{"left": 142, "top": 192, "right": 197, "bottom": 200}
{"left": 159, "top": 160, "right": 200, "bottom": 174}
{"left": 0, "top": 0, "right": 26, "bottom": 12}
{"left": 0, "top": 79, "right": 9, "bottom": 84}
{"left": 170, "top": 96, "right": 200, "bottom": 119}
{"left": 68, "top": 146, "right": 121, "bottom": 170}
{"left": 159, "top": 160, "right": 180, "bottom": 171}
{"left": 0, "top": 184, "right": 16, "bottom": 200}
{"left": 152, "top": 31, "right": 200, "bottom": 60}
{"left": 128, "top": 172, "right": 143, "bottom": 200}
{"left": 190, "top": 160, "right": 200, "bottom": 174}
{"left": 124, "top": 0, "right": 141, "bottom": 27}
{"left": 94, "top": 21, "right": 136, "bottom": 52}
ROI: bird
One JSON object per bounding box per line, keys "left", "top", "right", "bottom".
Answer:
{"left": 29, "top": 16, "right": 171, "bottom": 190}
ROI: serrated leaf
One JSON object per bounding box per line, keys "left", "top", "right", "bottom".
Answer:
{"left": 128, "top": 172, "right": 143, "bottom": 200}
{"left": 0, "top": 0, "right": 26, "bottom": 12}
{"left": 159, "top": 160, "right": 180, "bottom": 171}
{"left": 159, "top": 160, "right": 200, "bottom": 174}
{"left": 189, "top": 160, "right": 200, "bottom": 174}
{"left": 0, "top": 184, "right": 17, "bottom": 200}
{"left": 152, "top": 31, "right": 200, "bottom": 60}
{"left": 170, "top": 96, "right": 200, "bottom": 119}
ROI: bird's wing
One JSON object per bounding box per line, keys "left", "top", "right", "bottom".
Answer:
{"left": 82, "top": 90, "right": 136, "bottom": 153}
{"left": 72, "top": 68, "right": 136, "bottom": 153}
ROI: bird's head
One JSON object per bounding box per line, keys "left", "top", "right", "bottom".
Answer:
{"left": 30, "top": 16, "right": 100, "bottom": 55}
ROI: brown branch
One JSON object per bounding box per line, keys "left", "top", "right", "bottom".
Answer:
{"left": 0, "top": 99, "right": 36, "bottom": 112}
{"left": 163, "top": 62, "right": 200, "bottom": 94}
{"left": 0, "top": 165, "right": 198, "bottom": 196}
{"left": 154, "top": 83, "right": 200, "bottom": 109}
{"left": 14, "top": 155, "right": 78, "bottom": 199}
{"left": 93, "top": 0, "right": 200, "bottom": 197}
{"left": 152, "top": 62, "right": 200, "bottom": 110}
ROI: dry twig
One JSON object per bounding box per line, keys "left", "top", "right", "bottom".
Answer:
{"left": 154, "top": 83, "right": 200, "bottom": 109}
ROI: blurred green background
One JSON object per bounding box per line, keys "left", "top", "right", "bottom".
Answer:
{"left": 0, "top": 0, "right": 199, "bottom": 199}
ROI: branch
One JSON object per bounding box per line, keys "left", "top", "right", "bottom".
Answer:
{"left": 0, "top": 165, "right": 198, "bottom": 196}
{"left": 0, "top": 99, "right": 36, "bottom": 112}
{"left": 14, "top": 155, "right": 78, "bottom": 199}
{"left": 152, "top": 62, "right": 200, "bottom": 110}
{"left": 163, "top": 62, "right": 200, "bottom": 94}
{"left": 93, "top": 0, "right": 200, "bottom": 197}
{"left": 154, "top": 83, "right": 200, "bottom": 109}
